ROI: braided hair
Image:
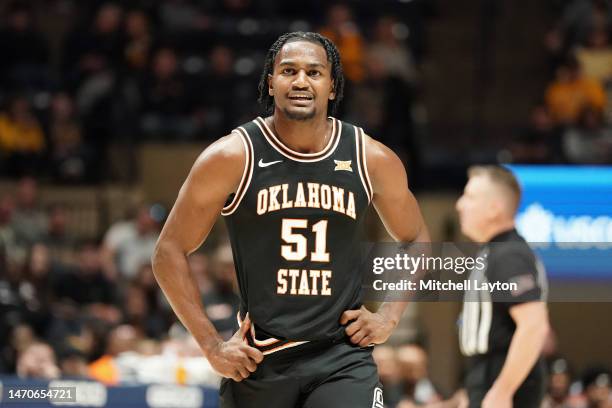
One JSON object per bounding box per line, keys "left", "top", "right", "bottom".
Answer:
{"left": 257, "top": 32, "right": 345, "bottom": 116}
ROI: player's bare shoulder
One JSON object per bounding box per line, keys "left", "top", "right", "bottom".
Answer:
{"left": 362, "top": 133, "right": 408, "bottom": 195}
{"left": 189, "top": 131, "right": 247, "bottom": 195}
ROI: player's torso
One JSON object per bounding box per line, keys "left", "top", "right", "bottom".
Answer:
{"left": 223, "top": 116, "right": 373, "bottom": 343}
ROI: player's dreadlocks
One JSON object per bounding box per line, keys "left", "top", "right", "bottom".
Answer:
{"left": 258, "top": 32, "right": 345, "bottom": 116}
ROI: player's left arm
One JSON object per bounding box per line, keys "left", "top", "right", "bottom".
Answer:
{"left": 482, "top": 301, "right": 549, "bottom": 408}
{"left": 341, "top": 135, "right": 430, "bottom": 347}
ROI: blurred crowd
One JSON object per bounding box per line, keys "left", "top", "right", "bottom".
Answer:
{"left": 0, "top": 176, "right": 235, "bottom": 386}
{"left": 511, "top": 0, "right": 612, "bottom": 164}
{"left": 0, "top": 0, "right": 431, "bottom": 182}
{"left": 1, "top": 0, "right": 611, "bottom": 183}
{"left": 371, "top": 342, "right": 612, "bottom": 408}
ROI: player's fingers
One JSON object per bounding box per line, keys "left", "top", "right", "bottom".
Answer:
{"left": 230, "top": 371, "right": 242, "bottom": 382}
{"left": 245, "top": 358, "right": 257, "bottom": 373}
{"left": 344, "top": 321, "right": 362, "bottom": 337}
{"left": 340, "top": 309, "right": 361, "bottom": 325}
{"left": 243, "top": 345, "right": 264, "bottom": 363}
{"left": 236, "top": 365, "right": 250, "bottom": 380}
{"left": 245, "top": 359, "right": 257, "bottom": 373}
{"left": 239, "top": 354, "right": 256, "bottom": 373}
{"left": 350, "top": 331, "right": 366, "bottom": 345}
{"left": 358, "top": 336, "right": 372, "bottom": 347}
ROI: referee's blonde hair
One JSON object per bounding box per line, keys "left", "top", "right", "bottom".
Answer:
{"left": 468, "top": 165, "right": 521, "bottom": 214}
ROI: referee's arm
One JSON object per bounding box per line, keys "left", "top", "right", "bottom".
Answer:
{"left": 484, "top": 301, "right": 549, "bottom": 408}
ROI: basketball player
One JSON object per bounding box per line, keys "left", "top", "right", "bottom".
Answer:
{"left": 456, "top": 166, "right": 549, "bottom": 408}
{"left": 152, "top": 32, "right": 429, "bottom": 407}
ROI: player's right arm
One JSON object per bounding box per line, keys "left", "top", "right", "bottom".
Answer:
{"left": 151, "top": 132, "right": 263, "bottom": 382}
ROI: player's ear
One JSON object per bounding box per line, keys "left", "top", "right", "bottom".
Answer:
{"left": 329, "top": 81, "right": 335, "bottom": 101}
{"left": 268, "top": 74, "right": 274, "bottom": 96}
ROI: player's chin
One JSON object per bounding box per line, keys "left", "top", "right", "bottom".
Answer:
{"left": 282, "top": 106, "right": 316, "bottom": 121}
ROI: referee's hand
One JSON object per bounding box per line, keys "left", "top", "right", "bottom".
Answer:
{"left": 207, "top": 313, "right": 264, "bottom": 382}
{"left": 340, "top": 306, "right": 395, "bottom": 347}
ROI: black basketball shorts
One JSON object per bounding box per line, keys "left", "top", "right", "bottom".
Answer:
{"left": 219, "top": 339, "right": 383, "bottom": 408}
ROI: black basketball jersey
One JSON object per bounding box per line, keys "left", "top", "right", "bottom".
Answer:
{"left": 222, "top": 116, "right": 372, "bottom": 353}
{"left": 460, "top": 229, "right": 548, "bottom": 358}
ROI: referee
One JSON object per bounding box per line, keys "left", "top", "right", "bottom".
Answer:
{"left": 455, "top": 165, "right": 549, "bottom": 408}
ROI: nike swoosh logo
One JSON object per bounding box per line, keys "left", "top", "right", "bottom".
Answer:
{"left": 258, "top": 159, "right": 283, "bottom": 168}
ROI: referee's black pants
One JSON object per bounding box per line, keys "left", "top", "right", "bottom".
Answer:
{"left": 465, "top": 354, "right": 546, "bottom": 408}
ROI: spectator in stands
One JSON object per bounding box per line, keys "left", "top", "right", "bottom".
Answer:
{"left": 88, "top": 324, "right": 139, "bottom": 385}
{"left": 346, "top": 45, "right": 418, "bottom": 175}
{"left": 0, "top": 324, "right": 35, "bottom": 374}
{"left": 102, "top": 204, "right": 159, "bottom": 280}
{"left": 369, "top": 16, "right": 418, "bottom": 86}
{"left": 159, "top": 0, "right": 210, "bottom": 32}
{"left": 123, "top": 281, "right": 167, "bottom": 338}
{"left": 576, "top": 28, "right": 612, "bottom": 83}
{"left": 563, "top": 106, "right": 612, "bottom": 163}
{"left": 10, "top": 177, "right": 47, "bottom": 248}
{"left": 47, "top": 92, "right": 92, "bottom": 183}
{"left": 57, "top": 346, "right": 90, "bottom": 379}
{"left": 542, "top": 358, "right": 575, "bottom": 408}
{"left": 345, "top": 49, "right": 387, "bottom": 136}
{"left": 0, "top": 244, "right": 60, "bottom": 371}
{"left": 134, "top": 263, "right": 168, "bottom": 318}
{"left": 344, "top": 16, "right": 421, "bottom": 181}
{"left": 198, "top": 45, "right": 242, "bottom": 138}
{"left": 582, "top": 367, "right": 612, "bottom": 408}
{"left": 511, "top": 104, "right": 564, "bottom": 163}
{"left": 201, "top": 244, "right": 239, "bottom": 341}
{"left": 20, "top": 243, "right": 55, "bottom": 333}
{"left": 16, "top": 341, "right": 60, "bottom": 380}
{"left": 135, "top": 338, "right": 161, "bottom": 356}
{"left": 0, "top": 96, "right": 46, "bottom": 177}
{"left": 555, "top": 0, "right": 612, "bottom": 49}
{"left": 215, "top": 0, "right": 258, "bottom": 18}
{"left": 139, "top": 46, "right": 199, "bottom": 139}
{"left": 395, "top": 344, "right": 441, "bottom": 406}
{"left": 545, "top": 55, "right": 606, "bottom": 125}
{"left": 123, "top": 9, "right": 155, "bottom": 75}
{"left": 373, "top": 345, "right": 403, "bottom": 408}
{"left": 62, "top": 2, "right": 124, "bottom": 87}
{"left": 53, "top": 241, "right": 116, "bottom": 306}
{"left": 63, "top": 2, "right": 124, "bottom": 169}
{"left": 0, "top": 194, "right": 21, "bottom": 267}
{"left": 43, "top": 204, "right": 77, "bottom": 264}
{"left": 320, "top": 3, "right": 365, "bottom": 83}
{"left": 0, "top": 1, "right": 49, "bottom": 90}
{"left": 46, "top": 317, "right": 99, "bottom": 366}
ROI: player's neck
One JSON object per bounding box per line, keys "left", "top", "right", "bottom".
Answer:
{"left": 268, "top": 113, "right": 332, "bottom": 154}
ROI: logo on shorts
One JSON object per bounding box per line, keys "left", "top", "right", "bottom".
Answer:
{"left": 372, "top": 387, "right": 384, "bottom": 408}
